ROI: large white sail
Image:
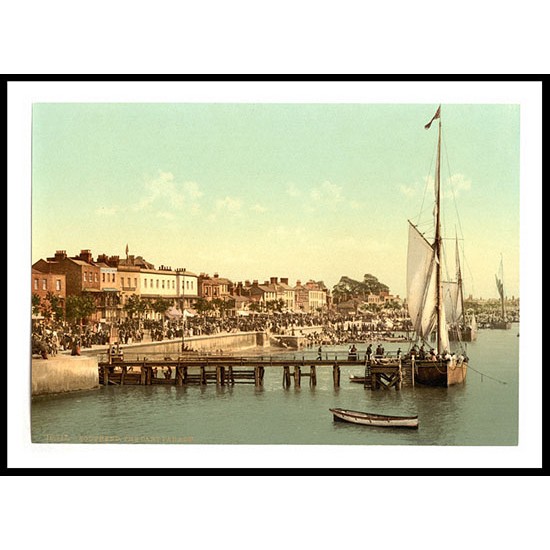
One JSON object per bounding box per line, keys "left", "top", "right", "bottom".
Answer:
{"left": 407, "top": 222, "right": 438, "bottom": 341}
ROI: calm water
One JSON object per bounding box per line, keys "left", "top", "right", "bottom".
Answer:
{"left": 31, "top": 324, "right": 519, "bottom": 446}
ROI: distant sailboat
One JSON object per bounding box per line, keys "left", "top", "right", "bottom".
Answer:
{"left": 404, "top": 106, "right": 468, "bottom": 387}
{"left": 444, "top": 237, "right": 477, "bottom": 342}
{"left": 492, "top": 255, "right": 511, "bottom": 329}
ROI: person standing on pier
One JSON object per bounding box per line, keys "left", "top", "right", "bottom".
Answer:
{"left": 366, "top": 344, "right": 372, "bottom": 364}
{"left": 317, "top": 346, "right": 323, "bottom": 360}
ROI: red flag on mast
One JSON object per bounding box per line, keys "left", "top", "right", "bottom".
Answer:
{"left": 425, "top": 106, "right": 441, "bottom": 129}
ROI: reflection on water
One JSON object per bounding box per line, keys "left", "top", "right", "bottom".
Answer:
{"left": 31, "top": 324, "right": 519, "bottom": 446}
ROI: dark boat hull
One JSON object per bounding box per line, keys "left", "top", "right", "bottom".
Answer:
{"left": 448, "top": 327, "right": 477, "bottom": 342}
{"left": 411, "top": 359, "right": 468, "bottom": 387}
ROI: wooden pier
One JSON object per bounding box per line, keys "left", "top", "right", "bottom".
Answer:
{"left": 98, "top": 353, "right": 411, "bottom": 390}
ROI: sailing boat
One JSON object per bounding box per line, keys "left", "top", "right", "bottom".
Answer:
{"left": 444, "top": 237, "right": 477, "bottom": 342}
{"left": 492, "top": 255, "right": 511, "bottom": 329}
{"left": 405, "top": 106, "right": 468, "bottom": 386}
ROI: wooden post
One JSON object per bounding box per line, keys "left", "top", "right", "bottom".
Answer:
{"left": 371, "top": 371, "right": 377, "bottom": 390}
{"left": 176, "top": 364, "right": 183, "bottom": 386}
{"left": 294, "top": 365, "right": 301, "bottom": 387}
{"left": 310, "top": 365, "right": 317, "bottom": 386}
{"left": 120, "top": 365, "right": 127, "bottom": 386}
{"left": 411, "top": 356, "right": 415, "bottom": 387}
{"left": 397, "top": 359, "right": 402, "bottom": 391}
{"left": 283, "top": 366, "right": 291, "bottom": 388}
{"left": 140, "top": 363, "right": 146, "bottom": 385}
{"left": 200, "top": 365, "right": 207, "bottom": 385}
{"left": 228, "top": 366, "right": 234, "bottom": 385}
{"left": 183, "top": 366, "right": 188, "bottom": 385}
{"left": 216, "top": 366, "right": 223, "bottom": 386}
{"left": 259, "top": 366, "right": 265, "bottom": 385}
{"left": 254, "top": 366, "right": 261, "bottom": 386}
{"left": 333, "top": 365, "right": 340, "bottom": 388}
{"left": 103, "top": 365, "right": 110, "bottom": 386}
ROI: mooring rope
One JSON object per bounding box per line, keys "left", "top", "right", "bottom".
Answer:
{"left": 467, "top": 364, "right": 508, "bottom": 385}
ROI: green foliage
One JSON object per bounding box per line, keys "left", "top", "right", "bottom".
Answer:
{"left": 194, "top": 298, "right": 213, "bottom": 315}
{"left": 124, "top": 295, "right": 147, "bottom": 318}
{"left": 45, "top": 291, "right": 64, "bottom": 320}
{"left": 151, "top": 297, "right": 171, "bottom": 315}
{"left": 332, "top": 273, "right": 390, "bottom": 304}
{"left": 32, "top": 294, "right": 41, "bottom": 316}
{"left": 65, "top": 294, "right": 96, "bottom": 324}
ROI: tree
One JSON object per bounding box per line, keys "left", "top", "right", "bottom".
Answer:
{"left": 124, "top": 295, "right": 147, "bottom": 319}
{"left": 32, "top": 294, "right": 41, "bottom": 317}
{"left": 151, "top": 297, "right": 171, "bottom": 318}
{"left": 194, "top": 298, "right": 212, "bottom": 316}
{"left": 65, "top": 294, "right": 96, "bottom": 325}
{"left": 45, "top": 291, "right": 64, "bottom": 321}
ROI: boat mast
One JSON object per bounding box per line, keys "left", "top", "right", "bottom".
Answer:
{"left": 456, "top": 235, "right": 465, "bottom": 327}
{"left": 499, "top": 254, "right": 506, "bottom": 320}
{"left": 434, "top": 109, "right": 443, "bottom": 354}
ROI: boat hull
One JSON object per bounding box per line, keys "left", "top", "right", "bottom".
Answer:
{"left": 490, "top": 321, "right": 511, "bottom": 330}
{"left": 329, "top": 408, "right": 418, "bottom": 428}
{"left": 448, "top": 327, "right": 477, "bottom": 342}
{"left": 411, "top": 359, "right": 468, "bottom": 387}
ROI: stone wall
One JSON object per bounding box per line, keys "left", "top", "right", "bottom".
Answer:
{"left": 123, "top": 331, "right": 269, "bottom": 355}
{"left": 32, "top": 356, "right": 99, "bottom": 396}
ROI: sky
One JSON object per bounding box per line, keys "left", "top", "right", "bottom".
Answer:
{"left": 30, "top": 98, "right": 522, "bottom": 300}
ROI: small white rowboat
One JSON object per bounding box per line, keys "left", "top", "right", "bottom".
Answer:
{"left": 329, "top": 408, "right": 419, "bottom": 429}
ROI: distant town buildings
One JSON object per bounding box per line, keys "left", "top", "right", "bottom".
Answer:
{"left": 31, "top": 247, "right": 400, "bottom": 323}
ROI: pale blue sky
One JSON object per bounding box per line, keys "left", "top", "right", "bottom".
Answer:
{"left": 32, "top": 103, "right": 520, "bottom": 299}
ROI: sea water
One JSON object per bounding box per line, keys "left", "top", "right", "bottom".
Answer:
{"left": 31, "top": 324, "right": 519, "bottom": 446}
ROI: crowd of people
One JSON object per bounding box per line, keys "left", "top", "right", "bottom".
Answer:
{"left": 31, "top": 310, "right": 410, "bottom": 359}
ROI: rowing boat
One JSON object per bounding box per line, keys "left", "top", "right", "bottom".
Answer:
{"left": 329, "top": 408, "right": 419, "bottom": 428}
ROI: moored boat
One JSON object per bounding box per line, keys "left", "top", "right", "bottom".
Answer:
{"left": 329, "top": 408, "right": 419, "bottom": 428}
{"left": 403, "top": 106, "right": 470, "bottom": 387}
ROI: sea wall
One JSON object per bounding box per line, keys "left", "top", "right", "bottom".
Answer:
{"left": 120, "top": 331, "right": 269, "bottom": 355}
{"left": 32, "top": 356, "right": 100, "bottom": 396}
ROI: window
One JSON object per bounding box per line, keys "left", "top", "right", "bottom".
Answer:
{"left": 84, "top": 272, "right": 87, "bottom": 282}
{"left": 113, "top": 274, "right": 116, "bottom": 283}
{"left": 127, "top": 277, "right": 131, "bottom": 287}
{"left": 102, "top": 273, "right": 105, "bottom": 282}
{"left": 156, "top": 280, "right": 159, "bottom": 288}
{"left": 34, "top": 279, "right": 38, "bottom": 290}
{"left": 134, "top": 278, "right": 137, "bottom": 288}
{"left": 162, "top": 280, "right": 165, "bottom": 289}
{"left": 94, "top": 273, "right": 98, "bottom": 282}
{"left": 150, "top": 279, "right": 153, "bottom": 288}
{"left": 56, "top": 280, "right": 61, "bottom": 291}
{"left": 42, "top": 279, "right": 47, "bottom": 290}
{"left": 144, "top": 279, "right": 147, "bottom": 288}
{"left": 186, "top": 281, "right": 189, "bottom": 290}
{"left": 172, "top": 281, "right": 175, "bottom": 289}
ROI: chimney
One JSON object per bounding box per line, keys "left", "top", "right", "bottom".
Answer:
{"left": 96, "top": 254, "right": 108, "bottom": 264}
{"left": 296, "top": 280, "right": 301, "bottom": 286}
{"left": 280, "top": 277, "right": 288, "bottom": 285}
{"left": 213, "top": 272, "right": 219, "bottom": 278}
{"left": 108, "top": 255, "right": 120, "bottom": 267}
{"left": 245, "top": 280, "right": 251, "bottom": 287}
{"left": 54, "top": 250, "right": 67, "bottom": 261}
{"left": 270, "top": 277, "right": 277, "bottom": 284}
{"left": 264, "top": 280, "right": 269, "bottom": 286}
{"left": 252, "top": 280, "right": 259, "bottom": 287}
{"left": 79, "top": 249, "right": 93, "bottom": 263}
